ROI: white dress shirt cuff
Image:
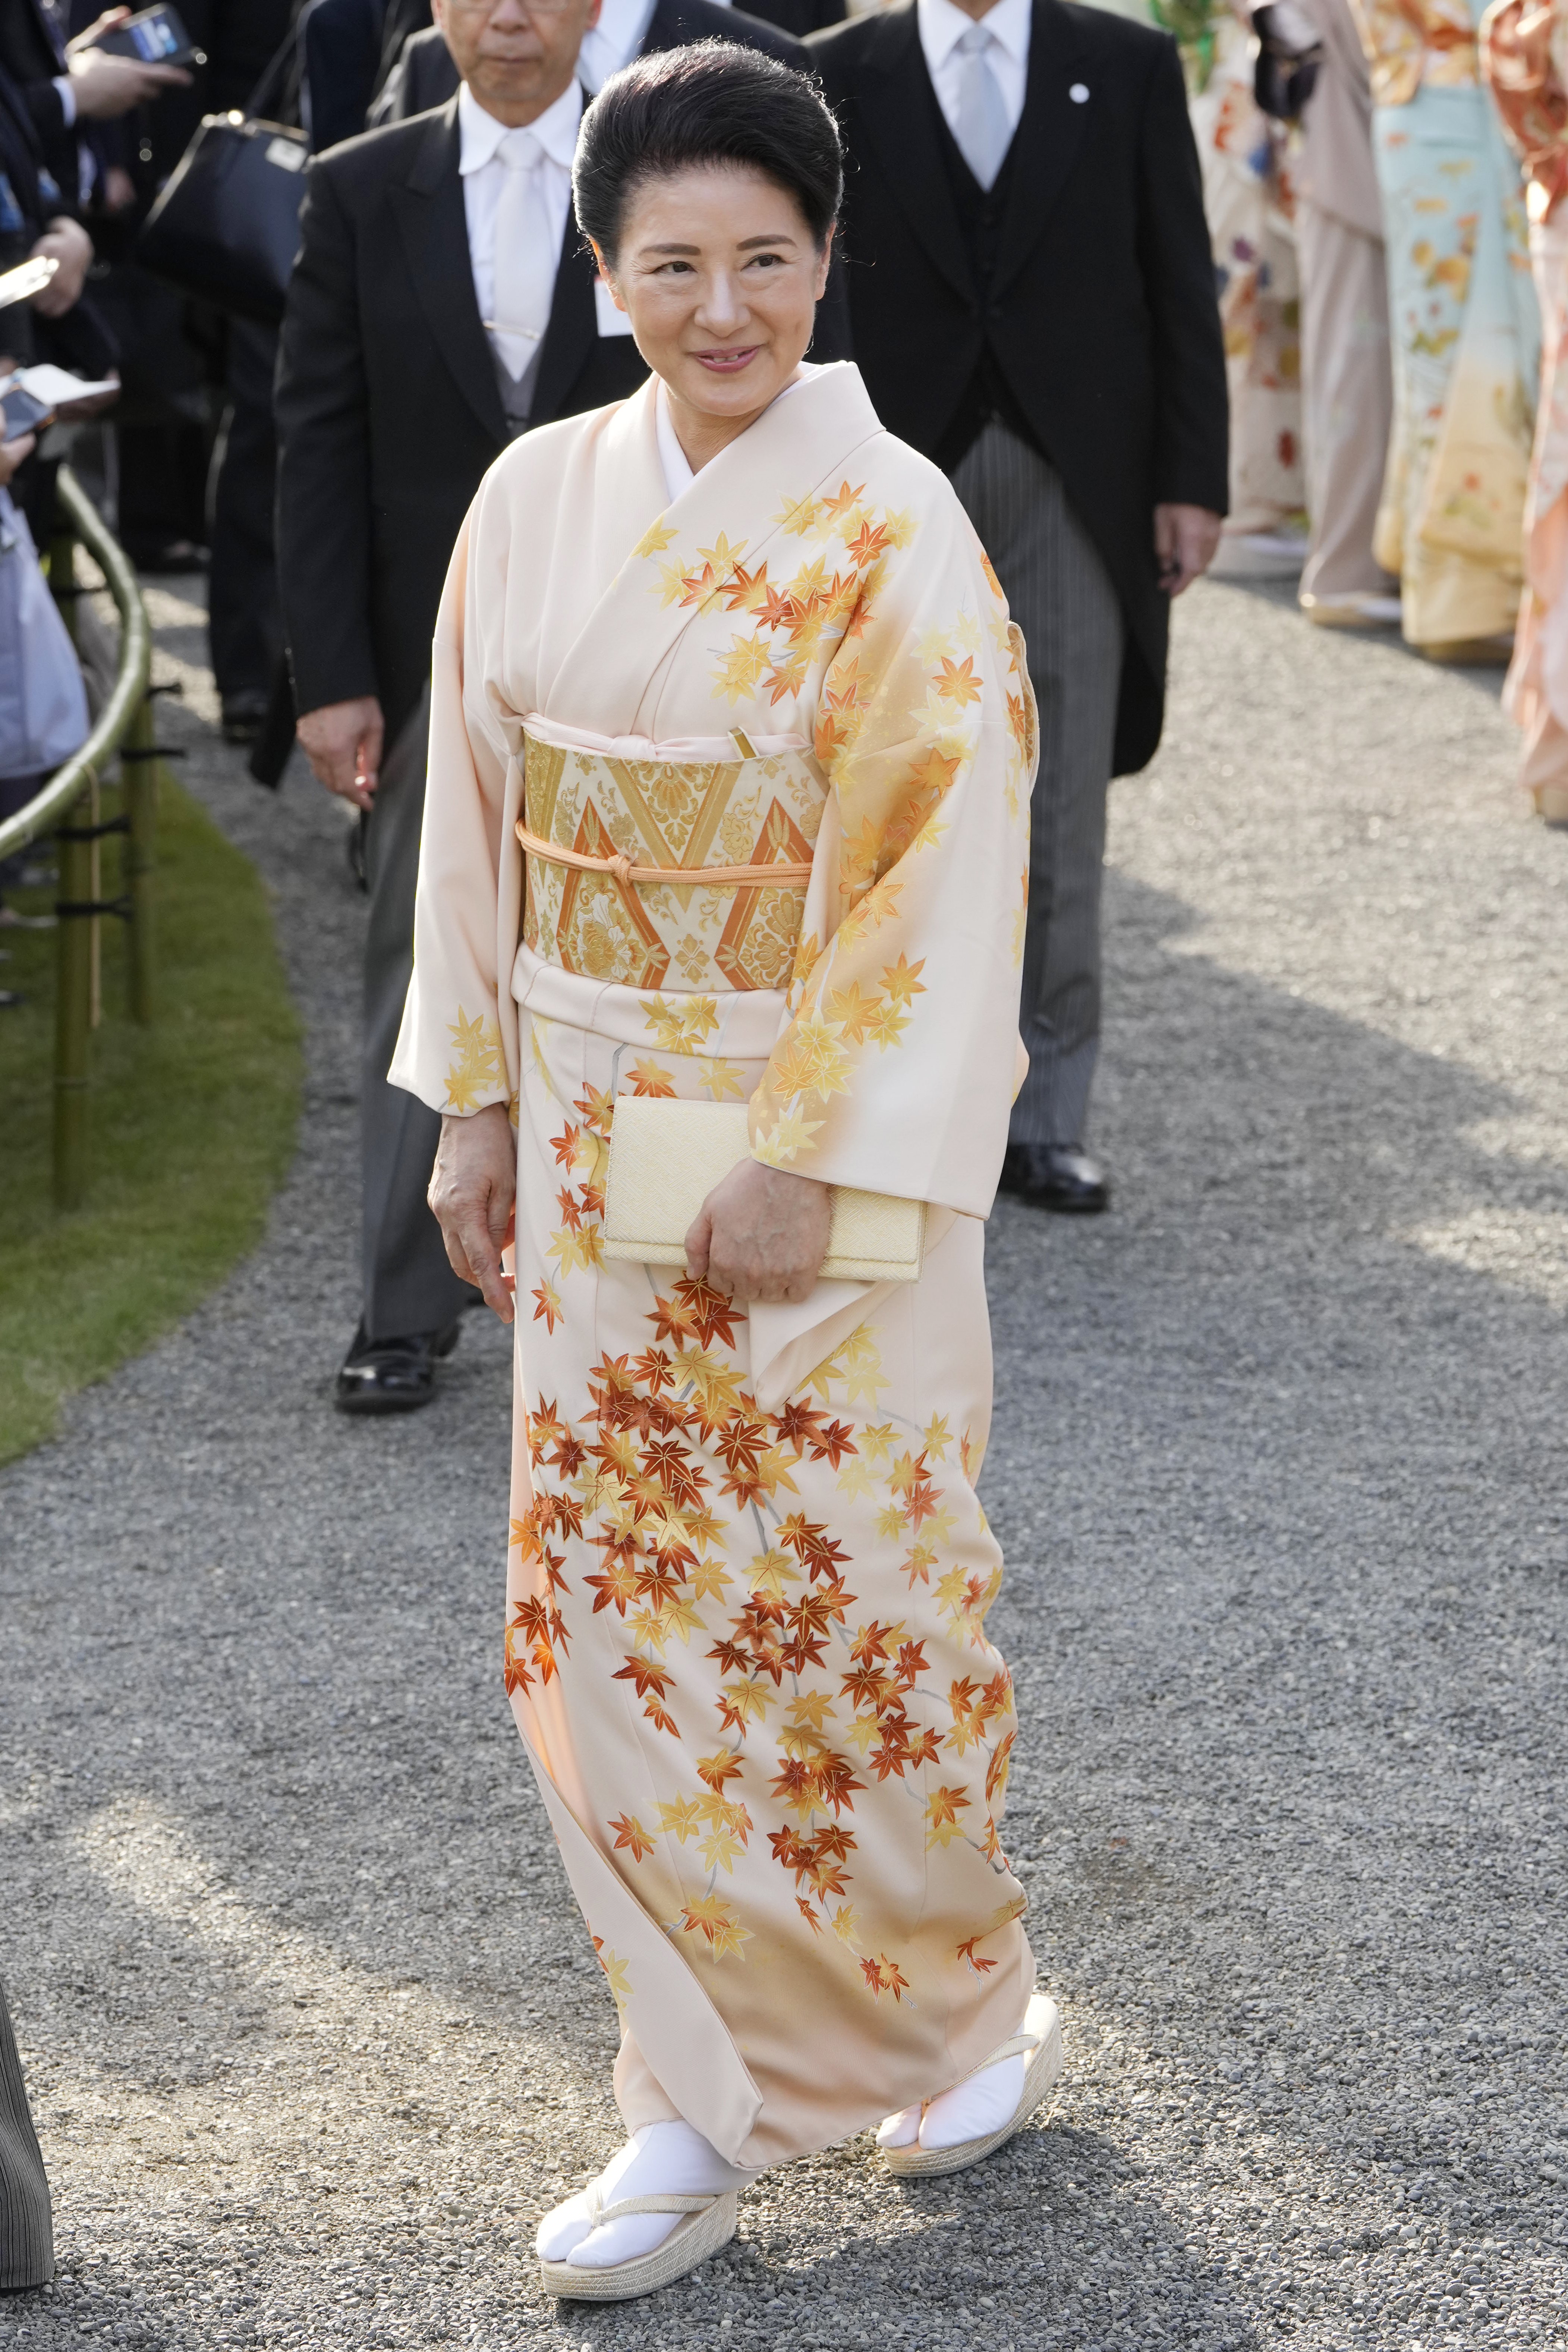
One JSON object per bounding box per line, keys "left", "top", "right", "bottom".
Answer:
{"left": 53, "top": 75, "right": 78, "bottom": 130}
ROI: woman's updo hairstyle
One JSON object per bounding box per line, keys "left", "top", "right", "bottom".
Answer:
{"left": 574, "top": 41, "right": 844, "bottom": 266}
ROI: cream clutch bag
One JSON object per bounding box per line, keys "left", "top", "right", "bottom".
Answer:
{"left": 602, "top": 1097, "right": 926, "bottom": 1283}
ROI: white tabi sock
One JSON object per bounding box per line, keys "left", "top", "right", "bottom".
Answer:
{"left": 535, "top": 2119, "right": 751, "bottom": 2271}
{"left": 875, "top": 2021, "right": 1030, "bottom": 2154}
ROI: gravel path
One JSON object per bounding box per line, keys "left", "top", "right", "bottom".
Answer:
{"left": 2, "top": 575, "right": 1565, "bottom": 2352}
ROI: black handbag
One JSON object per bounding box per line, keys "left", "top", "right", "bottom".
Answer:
{"left": 1252, "top": 6, "right": 1323, "bottom": 120}
{"left": 135, "top": 109, "right": 309, "bottom": 324}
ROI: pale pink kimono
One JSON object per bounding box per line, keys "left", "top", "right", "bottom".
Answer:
{"left": 391, "top": 364, "right": 1040, "bottom": 2169}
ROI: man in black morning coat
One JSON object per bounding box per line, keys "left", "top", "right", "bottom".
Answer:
{"left": 812, "top": 0, "right": 1228, "bottom": 1213}
{"left": 274, "top": 0, "right": 835, "bottom": 1414}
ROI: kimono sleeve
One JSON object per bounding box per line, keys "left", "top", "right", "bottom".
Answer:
{"left": 388, "top": 502, "right": 522, "bottom": 1121}
{"left": 749, "top": 486, "right": 1036, "bottom": 1218}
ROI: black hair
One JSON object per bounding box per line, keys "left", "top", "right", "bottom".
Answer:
{"left": 573, "top": 40, "right": 843, "bottom": 264}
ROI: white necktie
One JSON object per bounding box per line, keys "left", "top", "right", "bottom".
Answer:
{"left": 952, "top": 24, "right": 1011, "bottom": 192}
{"left": 488, "top": 128, "right": 557, "bottom": 382}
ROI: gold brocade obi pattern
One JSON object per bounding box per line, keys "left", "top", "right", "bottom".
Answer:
{"left": 520, "top": 731, "right": 827, "bottom": 993}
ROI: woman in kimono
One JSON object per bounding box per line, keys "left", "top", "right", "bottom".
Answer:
{"left": 1353, "top": 0, "right": 1540, "bottom": 650}
{"left": 1482, "top": 0, "right": 1568, "bottom": 816}
{"left": 391, "top": 42, "right": 1055, "bottom": 2305}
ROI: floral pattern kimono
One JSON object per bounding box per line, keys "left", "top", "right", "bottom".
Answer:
{"left": 1191, "top": 6, "right": 1308, "bottom": 541}
{"left": 391, "top": 364, "right": 1038, "bottom": 2171}
{"left": 1353, "top": 0, "right": 1540, "bottom": 645}
{"left": 1482, "top": 0, "right": 1568, "bottom": 810}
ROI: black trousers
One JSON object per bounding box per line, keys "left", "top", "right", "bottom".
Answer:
{"left": 0, "top": 1982, "right": 53, "bottom": 2292}
{"left": 207, "top": 320, "right": 283, "bottom": 705}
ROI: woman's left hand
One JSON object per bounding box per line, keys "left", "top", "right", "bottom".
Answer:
{"left": 685, "top": 1159, "right": 831, "bottom": 1305}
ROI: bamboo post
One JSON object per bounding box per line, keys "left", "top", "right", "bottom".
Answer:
{"left": 52, "top": 795, "right": 93, "bottom": 1212}
{"left": 122, "top": 695, "right": 157, "bottom": 1025}
{"left": 47, "top": 508, "right": 91, "bottom": 1210}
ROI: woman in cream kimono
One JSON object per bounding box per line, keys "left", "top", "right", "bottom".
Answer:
{"left": 391, "top": 43, "right": 1055, "bottom": 2304}
{"left": 1353, "top": 0, "right": 1540, "bottom": 648}
{"left": 1482, "top": 0, "right": 1568, "bottom": 814}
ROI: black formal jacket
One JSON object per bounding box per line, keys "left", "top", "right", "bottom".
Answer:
{"left": 373, "top": 0, "right": 807, "bottom": 124}
{"left": 274, "top": 91, "right": 646, "bottom": 740}
{"left": 810, "top": 0, "right": 1227, "bottom": 776}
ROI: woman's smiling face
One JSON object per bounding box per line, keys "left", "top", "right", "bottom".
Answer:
{"left": 594, "top": 162, "right": 832, "bottom": 446}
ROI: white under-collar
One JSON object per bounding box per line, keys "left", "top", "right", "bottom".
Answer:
{"left": 456, "top": 78, "right": 582, "bottom": 175}
{"left": 656, "top": 365, "right": 820, "bottom": 501}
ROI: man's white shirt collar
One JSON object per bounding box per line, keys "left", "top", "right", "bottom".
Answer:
{"left": 457, "top": 78, "right": 583, "bottom": 174}
{"left": 916, "top": 0, "right": 1032, "bottom": 76}
{"left": 579, "top": 0, "right": 661, "bottom": 91}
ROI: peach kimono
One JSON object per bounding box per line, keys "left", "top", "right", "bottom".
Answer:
{"left": 391, "top": 362, "right": 1038, "bottom": 2171}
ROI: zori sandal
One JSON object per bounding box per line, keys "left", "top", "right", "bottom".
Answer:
{"left": 882, "top": 1991, "right": 1064, "bottom": 2179}
{"left": 538, "top": 2186, "right": 739, "bottom": 2301}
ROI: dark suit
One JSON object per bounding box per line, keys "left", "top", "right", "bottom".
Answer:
{"left": 276, "top": 92, "right": 658, "bottom": 1341}
{"left": 812, "top": 0, "right": 1225, "bottom": 1153}
{"left": 372, "top": 0, "right": 812, "bottom": 126}
{"left": 811, "top": 0, "right": 1225, "bottom": 777}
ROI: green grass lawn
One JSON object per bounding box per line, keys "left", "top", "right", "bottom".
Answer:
{"left": 0, "top": 769, "right": 301, "bottom": 1464}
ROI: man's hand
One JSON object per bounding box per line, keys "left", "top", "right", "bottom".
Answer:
{"left": 66, "top": 9, "right": 192, "bottom": 117}
{"left": 685, "top": 1159, "right": 832, "bottom": 1305}
{"left": 429, "top": 1103, "right": 516, "bottom": 1322}
{"left": 1154, "top": 503, "right": 1223, "bottom": 597}
{"left": 296, "top": 695, "right": 385, "bottom": 810}
{"left": 29, "top": 220, "right": 92, "bottom": 317}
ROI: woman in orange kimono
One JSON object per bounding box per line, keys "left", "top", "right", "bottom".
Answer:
{"left": 1483, "top": 0, "right": 1568, "bottom": 814}
{"left": 391, "top": 43, "right": 1056, "bottom": 2304}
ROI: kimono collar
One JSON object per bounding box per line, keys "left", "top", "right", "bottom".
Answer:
{"left": 541, "top": 362, "right": 886, "bottom": 735}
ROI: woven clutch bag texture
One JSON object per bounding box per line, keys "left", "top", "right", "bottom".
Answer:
{"left": 602, "top": 1097, "right": 926, "bottom": 1283}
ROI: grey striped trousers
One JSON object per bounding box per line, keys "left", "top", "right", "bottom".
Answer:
{"left": 952, "top": 424, "right": 1124, "bottom": 1148}
{"left": 0, "top": 1981, "right": 53, "bottom": 2291}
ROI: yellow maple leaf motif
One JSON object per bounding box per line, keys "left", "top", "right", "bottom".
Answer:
{"left": 699, "top": 1057, "right": 748, "bottom": 1101}
{"left": 680, "top": 1894, "right": 753, "bottom": 1961}
{"left": 661, "top": 1594, "right": 703, "bottom": 1647}
{"left": 691, "top": 1556, "right": 734, "bottom": 1602}
{"left": 444, "top": 1007, "right": 505, "bottom": 1113}
{"left": 549, "top": 1223, "right": 605, "bottom": 1277}
{"left": 655, "top": 556, "right": 693, "bottom": 608}
{"left": 697, "top": 531, "right": 748, "bottom": 576}
{"left": 753, "top": 1106, "right": 824, "bottom": 1166}
{"left": 713, "top": 635, "right": 773, "bottom": 705}
{"left": 635, "top": 518, "right": 678, "bottom": 560}
{"left": 774, "top": 491, "right": 821, "bottom": 537}
{"left": 881, "top": 953, "right": 928, "bottom": 1008}
{"left": 629, "top": 1603, "right": 673, "bottom": 1655}
{"left": 921, "top": 1415, "right": 953, "bottom": 1462}
{"left": 598, "top": 1947, "right": 633, "bottom": 2008}
{"left": 844, "top": 1713, "right": 882, "bottom": 1755}
{"left": 787, "top": 1690, "right": 836, "bottom": 1731}
{"left": 699, "top": 1824, "right": 746, "bottom": 1874}
{"left": 836, "top": 1458, "right": 876, "bottom": 1501}
{"left": 934, "top": 655, "right": 983, "bottom": 710}
{"left": 749, "top": 1547, "right": 800, "bottom": 1601}
{"left": 882, "top": 506, "right": 917, "bottom": 550}
{"left": 831, "top": 1903, "right": 863, "bottom": 1947}
{"left": 770, "top": 1010, "right": 853, "bottom": 1104}
{"left": 876, "top": 1499, "right": 909, "bottom": 1541}
{"left": 925, "top": 1785, "right": 972, "bottom": 1849}
{"left": 952, "top": 608, "right": 983, "bottom": 653}
{"left": 658, "top": 1794, "right": 704, "bottom": 1843}
{"left": 645, "top": 996, "right": 718, "bottom": 1053}
{"left": 720, "top": 1676, "right": 772, "bottom": 1729}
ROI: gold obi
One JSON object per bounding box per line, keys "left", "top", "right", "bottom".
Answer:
{"left": 518, "top": 724, "right": 827, "bottom": 994}
{"left": 1354, "top": 0, "right": 1479, "bottom": 102}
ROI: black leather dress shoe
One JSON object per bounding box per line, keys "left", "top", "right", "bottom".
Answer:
{"left": 998, "top": 1143, "right": 1110, "bottom": 1214}
{"left": 334, "top": 1319, "right": 460, "bottom": 1415}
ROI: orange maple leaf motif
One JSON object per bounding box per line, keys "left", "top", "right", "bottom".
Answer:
{"left": 551, "top": 1122, "right": 581, "bottom": 1168}
{"left": 608, "top": 1812, "right": 656, "bottom": 1863}
{"left": 696, "top": 1750, "right": 745, "bottom": 1796}
{"left": 934, "top": 655, "right": 983, "bottom": 710}
{"left": 530, "top": 1284, "right": 562, "bottom": 1333}
{"left": 860, "top": 1953, "right": 911, "bottom": 2001}
{"left": 956, "top": 1934, "right": 999, "bottom": 1977}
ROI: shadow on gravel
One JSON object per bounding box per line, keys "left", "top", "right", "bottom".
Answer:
{"left": 1203, "top": 573, "right": 1510, "bottom": 702}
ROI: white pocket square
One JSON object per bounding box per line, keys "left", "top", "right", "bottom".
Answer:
{"left": 594, "top": 279, "right": 635, "bottom": 338}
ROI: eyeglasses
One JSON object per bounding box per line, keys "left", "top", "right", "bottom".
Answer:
{"left": 445, "top": 0, "right": 580, "bottom": 16}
